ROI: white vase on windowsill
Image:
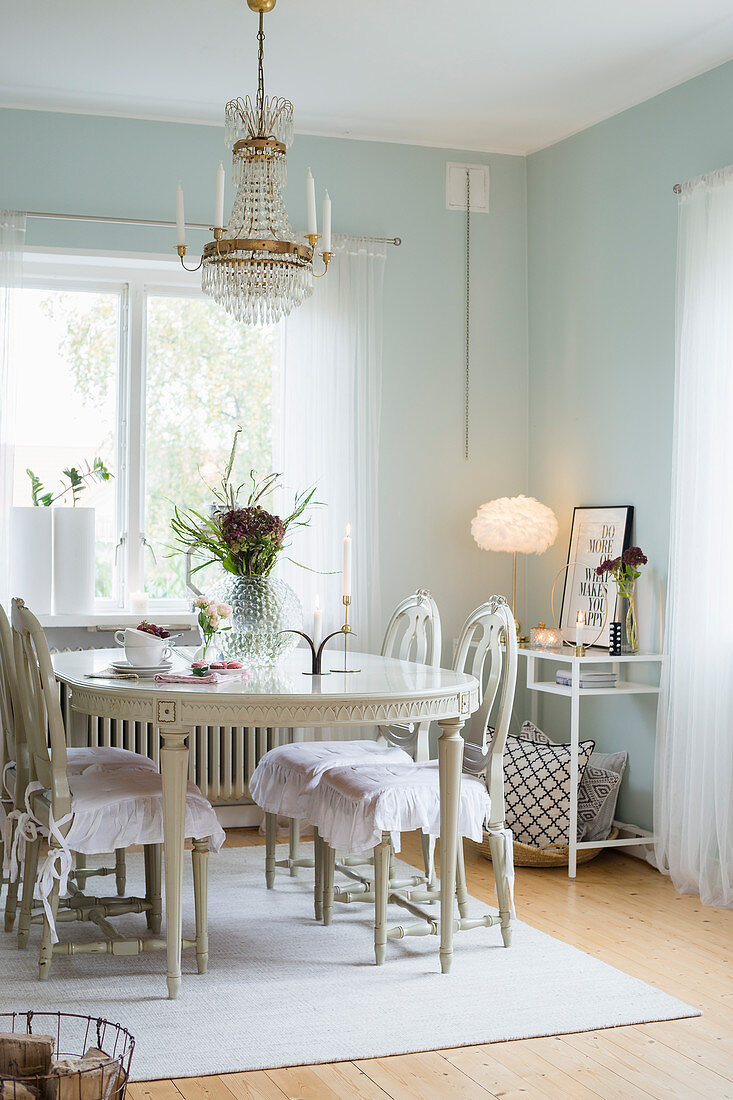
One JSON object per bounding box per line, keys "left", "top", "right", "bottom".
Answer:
{"left": 9, "top": 507, "right": 54, "bottom": 613}
{"left": 53, "top": 507, "right": 96, "bottom": 614}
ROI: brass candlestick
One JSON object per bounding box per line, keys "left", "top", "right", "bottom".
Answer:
{"left": 331, "top": 595, "right": 360, "bottom": 673}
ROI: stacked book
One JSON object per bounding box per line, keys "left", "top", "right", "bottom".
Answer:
{"left": 556, "top": 669, "right": 618, "bottom": 688}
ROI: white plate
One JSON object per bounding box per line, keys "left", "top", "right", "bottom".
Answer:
{"left": 110, "top": 659, "right": 172, "bottom": 673}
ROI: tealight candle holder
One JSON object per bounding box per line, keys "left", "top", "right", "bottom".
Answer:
{"left": 278, "top": 624, "right": 353, "bottom": 676}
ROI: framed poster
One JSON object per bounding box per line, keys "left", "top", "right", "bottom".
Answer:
{"left": 560, "top": 506, "right": 633, "bottom": 649}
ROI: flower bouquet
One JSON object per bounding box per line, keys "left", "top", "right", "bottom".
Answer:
{"left": 170, "top": 429, "right": 316, "bottom": 667}
{"left": 193, "top": 595, "right": 232, "bottom": 660}
{"left": 596, "top": 546, "right": 648, "bottom": 653}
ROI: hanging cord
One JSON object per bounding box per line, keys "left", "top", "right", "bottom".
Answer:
{"left": 465, "top": 169, "right": 471, "bottom": 461}
{"left": 256, "top": 12, "right": 266, "bottom": 135}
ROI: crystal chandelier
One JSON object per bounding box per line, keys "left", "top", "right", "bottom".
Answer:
{"left": 175, "top": 0, "right": 332, "bottom": 325}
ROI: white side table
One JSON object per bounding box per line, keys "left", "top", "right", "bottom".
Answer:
{"left": 518, "top": 647, "right": 664, "bottom": 878}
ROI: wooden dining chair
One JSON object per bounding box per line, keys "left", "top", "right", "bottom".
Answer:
{"left": 0, "top": 601, "right": 162, "bottom": 934}
{"left": 9, "top": 597, "right": 225, "bottom": 979}
{"left": 249, "top": 589, "right": 442, "bottom": 898}
{"left": 308, "top": 595, "right": 518, "bottom": 963}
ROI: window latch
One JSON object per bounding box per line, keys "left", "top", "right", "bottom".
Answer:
{"left": 114, "top": 533, "right": 127, "bottom": 564}
{"left": 141, "top": 534, "right": 157, "bottom": 564}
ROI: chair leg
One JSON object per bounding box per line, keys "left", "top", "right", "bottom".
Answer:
{"left": 115, "top": 848, "right": 126, "bottom": 896}
{"left": 191, "top": 837, "right": 209, "bottom": 974}
{"left": 4, "top": 820, "right": 20, "bottom": 932}
{"left": 313, "top": 827, "right": 323, "bottom": 921}
{"left": 489, "top": 831, "right": 512, "bottom": 947}
{"left": 144, "top": 844, "right": 162, "bottom": 934}
{"left": 322, "top": 842, "right": 335, "bottom": 926}
{"left": 420, "top": 830, "right": 434, "bottom": 888}
{"left": 456, "top": 839, "right": 469, "bottom": 918}
{"left": 38, "top": 877, "right": 60, "bottom": 980}
{"left": 288, "top": 817, "right": 300, "bottom": 876}
{"left": 374, "top": 831, "right": 391, "bottom": 965}
{"left": 17, "top": 836, "right": 40, "bottom": 949}
{"left": 265, "top": 812, "right": 276, "bottom": 888}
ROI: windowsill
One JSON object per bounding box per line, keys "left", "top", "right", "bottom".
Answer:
{"left": 38, "top": 610, "right": 199, "bottom": 630}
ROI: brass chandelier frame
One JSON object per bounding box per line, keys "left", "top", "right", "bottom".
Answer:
{"left": 177, "top": 0, "right": 333, "bottom": 283}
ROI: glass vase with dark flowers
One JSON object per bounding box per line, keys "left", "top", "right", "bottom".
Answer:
{"left": 170, "top": 429, "right": 316, "bottom": 668}
{"left": 596, "top": 546, "right": 648, "bottom": 653}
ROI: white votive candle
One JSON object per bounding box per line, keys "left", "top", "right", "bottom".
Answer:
{"left": 214, "top": 161, "right": 225, "bottom": 228}
{"left": 131, "top": 591, "right": 149, "bottom": 615}
{"left": 343, "top": 523, "right": 352, "bottom": 600}
{"left": 575, "top": 610, "right": 585, "bottom": 647}
{"left": 313, "top": 594, "right": 323, "bottom": 648}
{"left": 306, "top": 167, "right": 317, "bottom": 236}
{"left": 176, "top": 182, "right": 186, "bottom": 247}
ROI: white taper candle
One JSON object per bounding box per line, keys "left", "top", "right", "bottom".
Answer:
{"left": 313, "top": 594, "right": 323, "bottom": 649}
{"left": 176, "top": 182, "right": 186, "bottom": 247}
{"left": 214, "top": 161, "right": 225, "bottom": 229}
{"left": 322, "top": 190, "right": 332, "bottom": 252}
{"left": 306, "top": 167, "right": 317, "bottom": 236}
{"left": 343, "top": 523, "right": 352, "bottom": 600}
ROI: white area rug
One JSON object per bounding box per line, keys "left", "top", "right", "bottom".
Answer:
{"left": 0, "top": 844, "right": 698, "bottom": 1080}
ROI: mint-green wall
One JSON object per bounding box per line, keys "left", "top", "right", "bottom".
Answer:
{"left": 525, "top": 59, "right": 733, "bottom": 829}
{"left": 0, "top": 108, "right": 528, "bottom": 656}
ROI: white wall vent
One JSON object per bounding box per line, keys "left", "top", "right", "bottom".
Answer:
{"left": 445, "top": 162, "right": 490, "bottom": 213}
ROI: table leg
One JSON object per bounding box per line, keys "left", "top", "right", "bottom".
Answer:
{"left": 68, "top": 702, "right": 88, "bottom": 748}
{"left": 438, "top": 716, "right": 464, "bottom": 974}
{"left": 160, "top": 726, "right": 191, "bottom": 1000}
{"left": 569, "top": 671, "right": 580, "bottom": 881}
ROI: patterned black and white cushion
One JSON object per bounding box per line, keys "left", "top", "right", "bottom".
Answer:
{"left": 504, "top": 737, "right": 594, "bottom": 848}
{"left": 577, "top": 764, "right": 621, "bottom": 839}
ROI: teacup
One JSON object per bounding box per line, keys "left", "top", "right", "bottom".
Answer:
{"left": 114, "top": 627, "right": 172, "bottom": 667}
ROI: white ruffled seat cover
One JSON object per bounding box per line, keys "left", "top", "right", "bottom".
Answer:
{"left": 66, "top": 745, "right": 159, "bottom": 774}
{"left": 58, "top": 767, "right": 226, "bottom": 854}
{"left": 249, "top": 740, "right": 413, "bottom": 820}
{"left": 306, "top": 760, "right": 491, "bottom": 853}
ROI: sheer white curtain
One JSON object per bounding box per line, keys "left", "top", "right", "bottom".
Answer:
{"left": 276, "top": 235, "right": 386, "bottom": 651}
{"left": 654, "top": 168, "right": 733, "bottom": 907}
{"left": 0, "top": 213, "right": 26, "bottom": 607}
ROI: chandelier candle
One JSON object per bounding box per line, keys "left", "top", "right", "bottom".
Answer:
{"left": 176, "top": 0, "right": 334, "bottom": 323}
{"left": 176, "top": 182, "right": 185, "bottom": 247}
{"left": 215, "top": 161, "right": 226, "bottom": 228}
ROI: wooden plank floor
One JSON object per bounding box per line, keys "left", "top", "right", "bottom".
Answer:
{"left": 129, "top": 829, "right": 733, "bottom": 1100}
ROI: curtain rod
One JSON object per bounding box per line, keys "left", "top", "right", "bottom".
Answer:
{"left": 672, "top": 184, "right": 682, "bottom": 194}
{"left": 23, "top": 210, "right": 402, "bottom": 246}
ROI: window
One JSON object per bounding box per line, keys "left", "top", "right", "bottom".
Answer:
{"left": 10, "top": 253, "right": 279, "bottom": 614}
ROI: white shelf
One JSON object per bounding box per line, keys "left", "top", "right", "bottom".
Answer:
{"left": 529, "top": 680, "right": 661, "bottom": 697}
{"left": 39, "top": 611, "right": 198, "bottom": 629}
{"left": 518, "top": 646, "right": 664, "bottom": 664}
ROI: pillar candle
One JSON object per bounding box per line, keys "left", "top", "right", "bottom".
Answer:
{"left": 575, "top": 610, "right": 585, "bottom": 647}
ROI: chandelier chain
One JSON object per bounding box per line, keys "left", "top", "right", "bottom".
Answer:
{"left": 465, "top": 169, "right": 470, "bottom": 461}
{"left": 256, "top": 12, "right": 266, "bottom": 134}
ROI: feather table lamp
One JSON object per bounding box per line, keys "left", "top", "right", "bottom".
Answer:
{"left": 471, "top": 494, "right": 558, "bottom": 640}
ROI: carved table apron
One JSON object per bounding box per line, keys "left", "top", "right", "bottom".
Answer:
{"left": 52, "top": 648, "right": 480, "bottom": 998}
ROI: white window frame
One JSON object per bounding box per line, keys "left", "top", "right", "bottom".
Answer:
{"left": 20, "top": 248, "right": 229, "bottom": 624}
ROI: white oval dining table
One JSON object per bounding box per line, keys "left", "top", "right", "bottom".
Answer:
{"left": 52, "top": 647, "right": 480, "bottom": 998}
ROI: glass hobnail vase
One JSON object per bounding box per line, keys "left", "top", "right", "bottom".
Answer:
{"left": 614, "top": 587, "right": 639, "bottom": 654}
{"left": 207, "top": 574, "right": 303, "bottom": 669}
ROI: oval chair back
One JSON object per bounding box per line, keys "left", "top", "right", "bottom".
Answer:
{"left": 379, "top": 589, "right": 442, "bottom": 760}
{"left": 11, "top": 598, "right": 71, "bottom": 821}
{"left": 0, "top": 604, "right": 18, "bottom": 782}
{"left": 452, "top": 596, "right": 517, "bottom": 829}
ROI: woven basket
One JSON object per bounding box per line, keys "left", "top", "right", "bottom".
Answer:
{"left": 480, "top": 827, "right": 619, "bottom": 868}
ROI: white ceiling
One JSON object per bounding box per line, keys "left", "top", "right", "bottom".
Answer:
{"left": 2, "top": 0, "right": 733, "bottom": 154}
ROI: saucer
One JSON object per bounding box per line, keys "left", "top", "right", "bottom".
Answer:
{"left": 110, "top": 659, "right": 172, "bottom": 676}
